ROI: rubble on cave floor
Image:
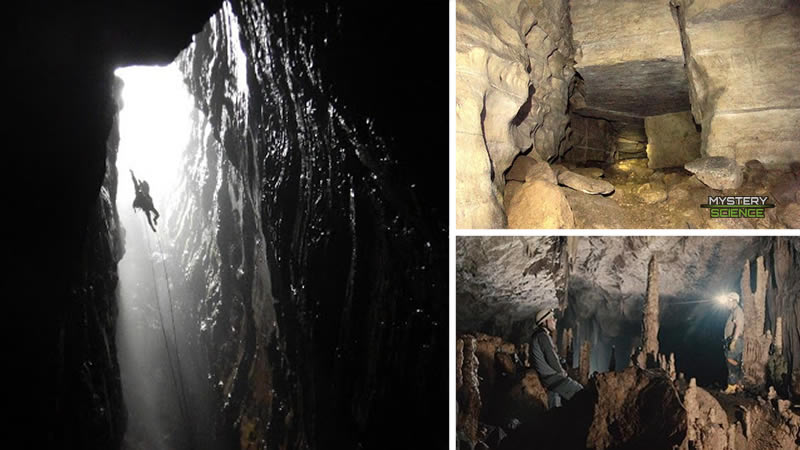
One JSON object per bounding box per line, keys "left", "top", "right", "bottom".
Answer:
{"left": 505, "top": 156, "right": 799, "bottom": 229}
{"left": 457, "top": 332, "right": 800, "bottom": 450}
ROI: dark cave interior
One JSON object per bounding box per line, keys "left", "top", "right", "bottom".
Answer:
{"left": 10, "top": 1, "right": 446, "bottom": 449}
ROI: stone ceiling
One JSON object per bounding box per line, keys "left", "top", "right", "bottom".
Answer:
{"left": 457, "top": 236, "right": 768, "bottom": 339}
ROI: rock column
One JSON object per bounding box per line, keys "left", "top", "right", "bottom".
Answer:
{"left": 741, "top": 256, "right": 772, "bottom": 388}
{"left": 641, "top": 255, "right": 660, "bottom": 368}
{"left": 457, "top": 335, "right": 482, "bottom": 443}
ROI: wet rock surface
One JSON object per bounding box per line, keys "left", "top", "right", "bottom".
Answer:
{"left": 170, "top": 2, "right": 447, "bottom": 448}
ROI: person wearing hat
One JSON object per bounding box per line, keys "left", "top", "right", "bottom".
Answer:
{"left": 530, "top": 308, "right": 583, "bottom": 409}
{"left": 722, "top": 292, "right": 744, "bottom": 394}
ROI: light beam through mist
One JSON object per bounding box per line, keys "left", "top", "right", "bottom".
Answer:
{"left": 114, "top": 63, "right": 198, "bottom": 449}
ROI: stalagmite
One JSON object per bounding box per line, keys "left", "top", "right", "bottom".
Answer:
{"left": 579, "top": 340, "right": 591, "bottom": 386}
{"left": 668, "top": 353, "right": 676, "bottom": 381}
{"left": 740, "top": 256, "right": 772, "bottom": 388}
{"left": 519, "top": 342, "right": 530, "bottom": 368}
{"left": 727, "top": 423, "right": 737, "bottom": 450}
{"left": 774, "top": 317, "right": 783, "bottom": 355}
{"left": 457, "top": 335, "right": 482, "bottom": 443}
{"left": 456, "top": 338, "right": 464, "bottom": 390}
{"left": 685, "top": 377, "right": 698, "bottom": 443}
{"left": 641, "top": 255, "right": 660, "bottom": 368}
{"left": 559, "top": 327, "right": 573, "bottom": 359}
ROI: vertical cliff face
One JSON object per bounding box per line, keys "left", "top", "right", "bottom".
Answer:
{"left": 58, "top": 77, "right": 127, "bottom": 448}
{"left": 169, "top": 1, "right": 447, "bottom": 448}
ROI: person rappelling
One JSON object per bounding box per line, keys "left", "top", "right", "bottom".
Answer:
{"left": 130, "top": 169, "right": 160, "bottom": 232}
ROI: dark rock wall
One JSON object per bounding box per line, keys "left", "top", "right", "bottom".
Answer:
{"left": 171, "top": 1, "right": 447, "bottom": 448}
{"left": 57, "top": 77, "right": 126, "bottom": 447}
{"left": 10, "top": 2, "right": 221, "bottom": 448}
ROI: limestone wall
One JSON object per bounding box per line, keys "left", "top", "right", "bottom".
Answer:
{"left": 456, "top": 0, "right": 574, "bottom": 228}
{"left": 674, "top": 0, "right": 800, "bottom": 166}
{"left": 645, "top": 111, "right": 702, "bottom": 169}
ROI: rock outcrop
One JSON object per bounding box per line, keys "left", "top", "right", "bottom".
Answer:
{"left": 456, "top": 0, "right": 575, "bottom": 228}
{"left": 672, "top": 0, "right": 800, "bottom": 166}
{"left": 499, "top": 367, "right": 688, "bottom": 450}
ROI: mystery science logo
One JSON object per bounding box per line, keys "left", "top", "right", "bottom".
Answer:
{"left": 700, "top": 196, "right": 775, "bottom": 218}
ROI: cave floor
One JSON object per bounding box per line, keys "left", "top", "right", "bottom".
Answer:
{"left": 561, "top": 159, "right": 797, "bottom": 229}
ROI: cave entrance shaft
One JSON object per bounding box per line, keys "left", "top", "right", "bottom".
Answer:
{"left": 113, "top": 63, "right": 212, "bottom": 449}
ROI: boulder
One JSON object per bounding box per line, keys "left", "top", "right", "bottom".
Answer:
{"left": 645, "top": 112, "right": 702, "bottom": 169}
{"left": 558, "top": 170, "right": 615, "bottom": 195}
{"left": 506, "top": 180, "right": 575, "bottom": 229}
{"left": 571, "top": 167, "right": 605, "bottom": 179}
{"left": 684, "top": 157, "right": 743, "bottom": 190}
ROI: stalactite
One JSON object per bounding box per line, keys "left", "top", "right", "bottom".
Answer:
{"left": 642, "top": 255, "right": 660, "bottom": 368}
{"left": 741, "top": 256, "right": 772, "bottom": 388}
{"left": 579, "top": 340, "right": 591, "bottom": 386}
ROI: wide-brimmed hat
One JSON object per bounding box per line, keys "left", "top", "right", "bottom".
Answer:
{"left": 535, "top": 308, "right": 554, "bottom": 327}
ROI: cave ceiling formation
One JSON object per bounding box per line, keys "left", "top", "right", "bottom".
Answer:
{"left": 570, "top": 0, "right": 690, "bottom": 121}
{"left": 456, "top": 236, "right": 766, "bottom": 340}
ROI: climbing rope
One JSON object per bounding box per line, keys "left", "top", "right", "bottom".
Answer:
{"left": 139, "top": 214, "right": 191, "bottom": 429}
{"left": 154, "top": 230, "right": 191, "bottom": 422}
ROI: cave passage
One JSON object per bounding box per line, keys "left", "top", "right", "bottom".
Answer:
{"left": 114, "top": 64, "right": 214, "bottom": 450}
{"left": 456, "top": 236, "right": 800, "bottom": 449}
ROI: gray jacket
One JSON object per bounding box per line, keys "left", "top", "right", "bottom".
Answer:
{"left": 530, "top": 328, "right": 568, "bottom": 389}
{"left": 724, "top": 305, "right": 744, "bottom": 342}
